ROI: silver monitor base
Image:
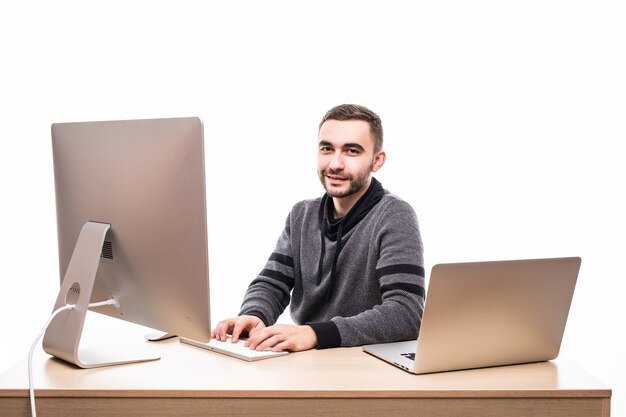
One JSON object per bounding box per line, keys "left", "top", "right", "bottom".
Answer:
{"left": 42, "top": 221, "right": 160, "bottom": 368}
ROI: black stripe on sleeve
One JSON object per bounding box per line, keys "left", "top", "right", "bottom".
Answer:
{"left": 375, "top": 264, "right": 425, "bottom": 280}
{"left": 260, "top": 268, "right": 294, "bottom": 286}
{"left": 269, "top": 252, "right": 294, "bottom": 268}
{"left": 380, "top": 282, "right": 425, "bottom": 299}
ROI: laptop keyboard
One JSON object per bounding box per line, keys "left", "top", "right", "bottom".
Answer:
{"left": 401, "top": 352, "right": 415, "bottom": 361}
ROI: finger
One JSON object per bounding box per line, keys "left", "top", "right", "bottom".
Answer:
{"left": 231, "top": 317, "right": 255, "bottom": 343}
{"left": 248, "top": 321, "right": 265, "bottom": 337}
{"left": 210, "top": 322, "right": 224, "bottom": 340}
{"left": 272, "top": 340, "right": 291, "bottom": 352}
{"left": 243, "top": 320, "right": 268, "bottom": 345}
{"left": 244, "top": 327, "right": 273, "bottom": 349}
{"left": 256, "top": 334, "right": 284, "bottom": 351}
{"left": 219, "top": 322, "right": 232, "bottom": 342}
{"left": 243, "top": 329, "right": 262, "bottom": 348}
{"left": 212, "top": 319, "right": 234, "bottom": 341}
{"left": 231, "top": 322, "right": 244, "bottom": 343}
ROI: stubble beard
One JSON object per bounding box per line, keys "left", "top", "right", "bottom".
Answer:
{"left": 319, "top": 166, "right": 372, "bottom": 199}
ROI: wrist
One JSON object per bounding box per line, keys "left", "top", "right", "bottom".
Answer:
{"left": 307, "top": 321, "right": 341, "bottom": 349}
{"left": 303, "top": 324, "right": 317, "bottom": 350}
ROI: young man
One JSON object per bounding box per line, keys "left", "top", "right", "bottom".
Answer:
{"left": 211, "top": 104, "right": 425, "bottom": 352}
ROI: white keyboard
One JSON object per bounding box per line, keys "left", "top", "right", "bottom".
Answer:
{"left": 180, "top": 336, "right": 289, "bottom": 361}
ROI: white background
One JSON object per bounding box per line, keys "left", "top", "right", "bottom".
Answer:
{"left": 1, "top": 0, "right": 624, "bottom": 413}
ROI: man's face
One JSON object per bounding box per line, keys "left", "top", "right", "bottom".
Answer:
{"left": 317, "top": 119, "right": 384, "bottom": 199}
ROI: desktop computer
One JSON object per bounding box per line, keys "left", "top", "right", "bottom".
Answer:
{"left": 42, "top": 117, "right": 211, "bottom": 368}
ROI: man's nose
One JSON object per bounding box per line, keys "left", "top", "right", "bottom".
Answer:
{"left": 329, "top": 152, "right": 344, "bottom": 171}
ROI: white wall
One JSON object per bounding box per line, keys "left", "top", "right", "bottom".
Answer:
{"left": 1, "top": 0, "right": 624, "bottom": 413}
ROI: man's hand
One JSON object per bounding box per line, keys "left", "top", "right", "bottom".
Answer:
{"left": 245, "top": 324, "right": 317, "bottom": 352}
{"left": 211, "top": 315, "right": 266, "bottom": 343}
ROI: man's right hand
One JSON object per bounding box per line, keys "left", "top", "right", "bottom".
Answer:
{"left": 211, "top": 315, "right": 266, "bottom": 343}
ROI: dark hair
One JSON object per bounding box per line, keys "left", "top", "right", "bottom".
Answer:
{"left": 319, "top": 104, "right": 383, "bottom": 152}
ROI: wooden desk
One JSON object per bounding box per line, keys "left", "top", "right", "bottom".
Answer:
{"left": 0, "top": 327, "right": 611, "bottom": 417}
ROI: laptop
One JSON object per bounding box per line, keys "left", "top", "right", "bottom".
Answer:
{"left": 180, "top": 335, "right": 289, "bottom": 362}
{"left": 363, "top": 257, "right": 580, "bottom": 374}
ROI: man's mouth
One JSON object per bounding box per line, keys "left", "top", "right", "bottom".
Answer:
{"left": 325, "top": 172, "right": 349, "bottom": 181}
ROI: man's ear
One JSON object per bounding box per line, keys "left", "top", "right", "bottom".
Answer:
{"left": 371, "top": 150, "right": 386, "bottom": 173}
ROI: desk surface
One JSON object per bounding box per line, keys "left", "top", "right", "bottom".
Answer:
{"left": 0, "top": 325, "right": 611, "bottom": 417}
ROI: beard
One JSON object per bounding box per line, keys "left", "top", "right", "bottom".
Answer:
{"left": 318, "top": 166, "right": 372, "bottom": 198}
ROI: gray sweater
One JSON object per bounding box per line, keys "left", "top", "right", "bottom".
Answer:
{"left": 239, "top": 184, "right": 425, "bottom": 348}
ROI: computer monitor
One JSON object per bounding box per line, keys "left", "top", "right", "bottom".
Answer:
{"left": 42, "top": 117, "right": 210, "bottom": 368}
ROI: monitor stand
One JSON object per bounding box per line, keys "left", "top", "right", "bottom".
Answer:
{"left": 145, "top": 331, "right": 177, "bottom": 341}
{"left": 42, "top": 221, "right": 161, "bottom": 368}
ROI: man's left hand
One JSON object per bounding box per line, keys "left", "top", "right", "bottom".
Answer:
{"left": 244, "top": 324, "right": 317, "bottom": 352}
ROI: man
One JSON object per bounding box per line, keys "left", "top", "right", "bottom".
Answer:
{"left": 212, "top": 104, "right": 424, "bottom": 352}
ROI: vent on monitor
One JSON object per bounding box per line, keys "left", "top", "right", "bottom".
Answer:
{"left": 101, "top": 241, "right": 114, "bottom": 260}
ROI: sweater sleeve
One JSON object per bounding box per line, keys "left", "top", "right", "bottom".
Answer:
{"left": 238, "top": 212, "right": 295, "bottom": 325}
{"left": 326, "top": 200, "right": 425, "bottom": 347}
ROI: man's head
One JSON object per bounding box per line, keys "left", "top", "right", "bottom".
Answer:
{"left": 318, "top": 104, "right": 384, "bottom": 153}
{"left": 317, "top": 104, "right": 386, "bottom": 202}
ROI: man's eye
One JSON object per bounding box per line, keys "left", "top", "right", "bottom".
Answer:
{"left": 320, "top": 147, "right": 332, "bottom": 152}
{"left": 346, "top": 149, "right": 360, "bottom": 155}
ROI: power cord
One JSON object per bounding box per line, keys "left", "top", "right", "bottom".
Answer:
{"left": 28, "top": 298, "right": 118, "bottom": 417}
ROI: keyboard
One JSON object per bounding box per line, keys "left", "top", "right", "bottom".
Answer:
{"left": 180, "top": 336, "right": 289, "bottom": 362}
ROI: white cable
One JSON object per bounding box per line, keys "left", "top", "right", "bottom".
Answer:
{"left": 86, "top": 299, "right": 118, "bottom": 308}
{"left": 28, "top": 298, "right": 118, "bottom": 417}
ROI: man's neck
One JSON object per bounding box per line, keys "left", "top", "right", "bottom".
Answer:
{"left": 332, "top": 178, "right": 372, "bottom": 218}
